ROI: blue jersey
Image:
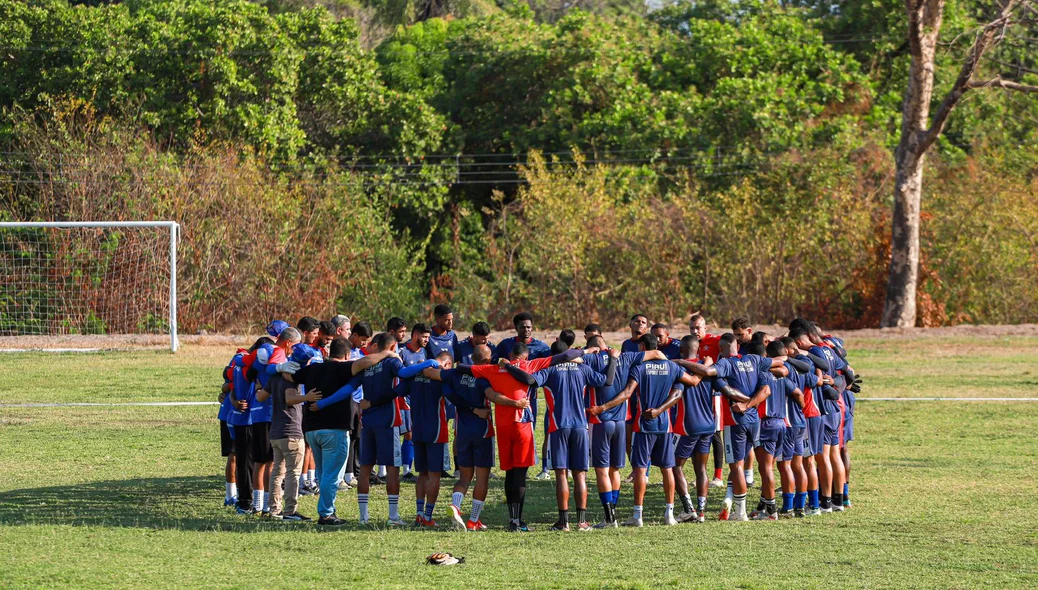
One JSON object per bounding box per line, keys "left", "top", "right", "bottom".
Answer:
{"left": 426, "top": 329, "right": 458, "bottom": 360}
{"left": 442, "top": 369, "right": 494, "bottom": 441}
{"left": 219, "top": 351, "right": 244, "bottom": 422}
{"left": 621, "top": 338, "right": 641, "bottom": 354}
{"left": 584, "top": 351, "right": 644, "bottom": 423}
{"left": 673, "top": 373, "right": 728, "bottom": 437}
{"left": 810, "top": 345, "right": 846, "bottom": 416}
{"left": 226, "top": 354, "right": 254, "bottom": 427}
{"left": 784, "top": 359, "right": 817, "bottom": 428}
{"left": 360, "top": 358, "right": 406, "bottom": 429}
{"left": 494, "top": 336, "right": 550, "bottom": 362}
{"left": 533, "top": 361, "right": 608, "bottom": 432}
{"left": 454, "top": 338, "right": 492, "bottom": 365}
{"left": 400, "top": 371, "right": 450, "bottom": 444}
{"left": 760, "top": 372, "right": 795, "bottom": 426}
{"left": 400, "top": 343, "right": 429, "bottom": 367}
{"left": 628, "top": 360, "right": 685, "bottom": 434}
{"left": 659, "top": 339, "right": 682, "bottom": 360}
{"left": 714, "top": 354, "right": 772, "bottom": 426}
{"left": 250, "top": 343, "right": 281, "bottom": 423}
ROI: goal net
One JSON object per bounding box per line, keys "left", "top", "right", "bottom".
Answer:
{"left": 0, "top": 222, "right": 179, "bottom": 352}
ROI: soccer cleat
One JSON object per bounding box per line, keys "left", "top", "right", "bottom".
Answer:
{"left": 749, "top": 510, "right": 762, "bottom": 520}
{"left": 805, "top": 507, "right": 821, "bottom": 517}
{"left": 832, "top": 504, "right": 845, "bottom": 512}
{"left": 401, "top": 472, "right": 418, "bottom": 483}
{"left": 317, "top": 515, "right": 347, "bottom": 526}
{"left": 298, "top": 485, "right": 314, "bottom": 497}
{"left": 450, "top": 505, "right": 466, "bottom": 530}
{"left": 235, "top": 506, "right": 256, "bottom": 516}
{"left": 745, "top": 475, "right": 755, "bottom": 487}
{"left": 664, "top": 514, "right": 679, "bottom": 526}
{"left": 535, "top": 470, "right": 551, "bottom": 481}
{"left": 820, "top": 507, "right": 833, "bottom": 514}
{"left": 719, "top": 497, "right": 732, "bottom": 521}
{"left": 793, "top": 508, "right": 805, "bottom": 518}
{"left": 709, "top": 477, "right": 725, "bottom": 489}
{"left": 224, "top": 498, "right": 237, "bottom": 507}
{"left": 620, "top": 516, "right": 643, "bottom": 528}
{"left": 282, "top": 512, "right": 311, "bottom": 522}
{"left": 549, "top": 521, "right": 570, "bottom": 532}
{"left": 261, "top": 510, "right": 272, "bottom": 518}
{"left": 843, "top": 499, "right": 852, "bottom": 508}
{"left": 420, "top": 518, "right": 438, "bottom": 528}
{"left": 677, "top": 510, "right": 698, "bottom": 523}
{"left": 696, "top": 513, "right": 706, "bottom": 523}
{"left": 751, "top": 511, "right": 776, "bottom": 521}
{"left": 465, "top": 519, "right": 487, "bottom": 531}
{"left": 337, "top": 481, "right": 352, "bottom": 491}
{"left": 729, "top": 512, "right": 749, "bottom": 522}
{"left": 577, "top": 521, "right": 593, "bottom": 532}
{"left": 508, "top": 521, "right": 532, "bottom": 532}
{"left": 593, "top": 520, "right": 619, "bottom": 529}
{"left": 778, "top": 510, "right": 795, "bottom": 519}
{"left": 387, "top": 518, "right": 408, "bottom": 527}
{"left": 414, "top": 515, "right": 425, "bottom": 527}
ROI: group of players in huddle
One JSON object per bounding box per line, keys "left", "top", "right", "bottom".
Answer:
{"left": 218, "top": 306, "right": 860, "bottom": 531}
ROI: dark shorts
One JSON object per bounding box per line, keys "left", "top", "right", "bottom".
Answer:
{"left": 781, "top": 427, "right": 806, "bottom": 461}
{"left": 413, "top": 441, "right": 450, "bottom": 473}
{"left": 822, "top": 411, "right": 841, "bottom": 447}
{"left": 807, "top": 416, "right": 824, "bottom": 455}
{"left": 399, "top": 410, "right": 412, "bottom": 435}
{"left": 249, "top": 422, "right": 273, "bottom": 463}
{"left": 549, "top": 427, "right": 590, "bottom": 472}
{"left": 745, "top": 421, "right": 761, "bottom": 447}
{"left": 590, "top": 421, "right": 626, "bottom": 469}
{"left": 360, "top": 426, "right": 402, "bottom": 467}
{"left": 722, "top": 424, "right": 751, "bottom": 464}
{"left": 455, "top": 435, "right": 495, "bottom": 469}
{"left": 220, "top": 420, "right": 234, "bottom": 457}
{"left": 675, "top": 433, "right": 714, "bottom": 460}
{"left": 631, "top": 432, "right": 674, "bottom": 469}
{"left": 843, "top": 413, "right": 854, "bottom": 445}
{"left": 756, "top": 424, "right": 785, "bottom": 458}
{"left": 233, "top": 424, "right": 253, "bottom": 462}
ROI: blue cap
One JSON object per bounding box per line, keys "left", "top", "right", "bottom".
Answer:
{"left": 266, "top": 320, "right": 290, "bottom": 338}
{"left": 290, "top": 343, "right": 324, "bottom": 366}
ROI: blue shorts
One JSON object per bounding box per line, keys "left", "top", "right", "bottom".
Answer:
{"left": 675, "top": 433, "right": 714, "bottom": 460}
{"left": 399, "top": 409, "right": 412, "bottom": 435}
{"left": 549, "top": 427, "right": 590, "bottom": 472}
{"left": 413, "top": 441, "right": 450, "bottom": 473}
{"left": 455, "top": 435, "right": 494, "bottom": 469}
{"left": 360, "top": 426, "right": 402, "bottom": 467}
{"left": 781, "top": 427, "right": 806, "bottom": 461}
{"left": 722, "top": 424, "right": 750, "bottom": 464}
{"left": 843, "top": 413, "right": 854, "bottom": 444}
{"left": 806, "top": 416, "right": 823, "bottom": 456}
{"left": 756, "top": 424, "right": 785, "bottom": 458}
{"left": 590, "top": 421, "right": 626, "bottom": 469}
{"left": 822, "top": 412, "right": 841, "bottom": 446}
{"left": 744, "top": 421, "right": 761, "bottom": 447}
{"left": 631, "top": 432, "right": 674, "bottom": 469}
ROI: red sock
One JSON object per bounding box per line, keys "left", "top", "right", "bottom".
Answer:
{"left": 714, "top": 468, "right": 723, "bottom": 479}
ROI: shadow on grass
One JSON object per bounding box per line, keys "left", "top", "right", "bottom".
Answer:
{"left": 0, "top": 473, "right": 688, "bottom": 531}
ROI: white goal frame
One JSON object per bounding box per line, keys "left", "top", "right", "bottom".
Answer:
{"left": 0, "top": 221, "right": 180, "bottom": 352}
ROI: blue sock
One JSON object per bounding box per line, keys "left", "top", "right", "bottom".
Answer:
{"left": 611, "top": 490, "right": 620, "bottom": 505}
{"left": 401, "top": 439, "right": 414, "bottom": 470}
{"left": 424, "top": 502, "right": 435, "bottom": 521}
{"left": 808, "top": 489, "right": 820, "bottom": 509}
{"left": 843, "top": 483, "right": 849, "bottom": 500}
{"left": 416, "top": 498, "right": 425, "bottom": 516}
{"left": 599, "top": 492, "right": 611, "bottom": 506}
{"left": 794, "top": 492, "right": 807, "bottom": 510}
{"left": 781, "top": 493, "right": 794, "bottom": 512}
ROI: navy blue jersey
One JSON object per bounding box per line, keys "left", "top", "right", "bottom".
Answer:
{"left": 621, "top": 338, "right": 642, "bottom": 354}
{"left": 226, "top": 354, "right": 255, "bottom": 427}
{"left": 584, "top": 352, "right": 645, "bottom": 423}
{"left": 453, "top": 338, "right": 492, "bottom": 365}
{"left": 400, "top": 343, "right": 429, "bottom": 367}
{"left": 442, "top": 369, "right": 494, "bottom": 440}
{"left": 810, "top": 345, "right": 846, "bottom": 416}
{"left": 628, "top": 360, "right": 685, "bottom": 434}
{"left": 400, "top": 371, "right": 450, "bottom": 444}
{"left": 494, "top": 336, "right": 551, "bottom": 362}
{"left": 713, "top": 354, "right": 772, "bottom": 426}
{"left": 533, "top": 361, "right": 608, "bottom": 432}
{"left": 672, "top": 370, "right": 727, "bottom": 436}
{"left": 659, "top": 339, "right": 682, "bottom": 360}
{"left": 426, "top": 329, "right": 458, "bottom": 360}
{"left": 360, "top": 358, "right": 406, "bottom": 429}
{"left": 760, "top": 372, "right": 795, "bottom": 424}
{"left": 784, "top": 359, "right": 817, "bottom": 428}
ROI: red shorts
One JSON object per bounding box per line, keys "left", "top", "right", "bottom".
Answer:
{"left": 497, "top": 422, "right": 535, "bottom": 471}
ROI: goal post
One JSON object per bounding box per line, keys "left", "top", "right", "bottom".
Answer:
{"left": 0, "top": 221, "right": 180, "bottom": 352}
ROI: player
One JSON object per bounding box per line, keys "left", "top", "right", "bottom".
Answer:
{"left": 583, "top": 324, "right": 602, "bottom": 346}
{"left": 731, "top": 317, "right": 753, "bottom": 353}
{"left": 495, "top": 312, "right": 551, "bottom": 361}
{"left": 331, "top": 314, "right": 351, "bottom": 339}
{"left": 387, "top": 317, "right": 408, "bottom": 344}
{"left": 621, "top": 314, "right": 650, "bottom": 353}
{"left": 533, "top": 329, "right": 581, "bottom": 480}
{"left": 398, "top": 324, "right": 432, "bottom": 483}
{"left": 343, "top": 321, "right": 373, "bottom": 489}
{"left": 689, "top": 313, "right": 724, "bottom": 488}
{"left": 228, "top": 336, "right": 275, "bottom": 514}
{"left": 790, "top": 326, "right": 842, "bottom": 514}
{"left": 219, "top": 347, "right": 248, "bottom": 507}
{"left": 427, "top": 304, "right": 458, "bottom": 358}
{"left": 651, "top": 323, "right": 681, "bottom": 359}
{"left": 778, "top": 336, "right": 817, "bottom": 517}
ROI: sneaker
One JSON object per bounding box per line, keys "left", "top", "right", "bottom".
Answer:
{"left": 709, "top": 477, "right": 725, "bottom": 489}
{"left": 337, "top": 481, "right": 352, "bottom": 491}
{"left": 317, "top": 515, "right": 347, "bottom": 526}
{"left": 465, "top": 519, "right": 487, "bottom": 531}
{"left": 298, "top": 485, "right": 314, "bottom": 497}
{"left": 401, "top": 472, "right": 418, "bottom": 483}
{"left": 549, "top": 521, "right": 570, "bottom": 532}
{"left": 235, "top": 506, "right": 256, "bottom": 516}
{"left": 620, "top": 516, "right": 643, "bottom": 527}
{"left": 664, "top": 514, "right": 679, "bottom": 526}
{"left": 224, "top": 497, "right": 237, "bottom": 507}
{"left": 593, "top": 520, "right": 619, "bottom": 529}
{"left": 719, "top": 497, "right": 732, "bottom": 521}
{"left": 450, "top": 505, "right": 466, "bottom": 530}
{"left": 577, "top": 521, "right": 593, "bottom": 532}
{"left": 387, "top": 518, "right": 408, "bottom": 527}
{"left": 282, "top": 512, "right": 311, "bottom": 522}
{"left": 677, "top": 510, "right": 698, "bottom": 523}
{"left": 805, "top": 507, "right": 822, "bottom": 517}
{"left": 535, "top": 470, "right": 551, "bottom": 481}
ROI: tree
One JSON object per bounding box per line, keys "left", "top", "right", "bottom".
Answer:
{"left": 882, "top": 0, "right": 1038, "bottom": 327}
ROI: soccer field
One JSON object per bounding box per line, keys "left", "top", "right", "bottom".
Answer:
{"left": 1, "top": 334, "right": 1037, "bottom": 588}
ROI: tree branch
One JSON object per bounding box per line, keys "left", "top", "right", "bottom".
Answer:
{"left": 967, "top": 77, "right": 1038, "bottom": 92}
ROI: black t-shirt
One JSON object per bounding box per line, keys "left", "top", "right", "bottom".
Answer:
{"left": 295, "top": 360, "right": 356, "bottom": 433}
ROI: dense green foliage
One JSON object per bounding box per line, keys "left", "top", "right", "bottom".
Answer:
{"left": 1, "top": 0, "right": 1036, "bottom": 331}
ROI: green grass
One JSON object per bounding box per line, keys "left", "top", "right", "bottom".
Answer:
{"left": 1, "top": 337, "right": 1037, "bottom": 588}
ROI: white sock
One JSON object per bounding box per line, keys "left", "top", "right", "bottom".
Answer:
{"left": 252, "top": 490, "right": 262, "bottom": 510}
{"left": 470, "top": 499, "right": 485, "bottom": 523}
{"left": 665, "top": 503, "right": 674, "bottom": 519}
{"left": 388, "top": 494, "right": 400, "bottom": 521}
{"left": 358, "top": 493, "right": 369, "bottom": 521}
{"left": 307, "top": 469, "right": 316, "bottom": 484}
{"left": 263, "top": 492, "right": 270, "bottom": 512}
{"left": 225, "top": 483, "right": 235, "bottom": 501}
{"left": 378, "top": 465, "right": 387, "bottom": 477}
{"left": 735, "top": 494, "right": 747, "bottom": 517}
{"left": 452, "top": 492, "right": 464, "bottom": 509}
{"left": 725, "top": 482, "right": 734, "bottom": 500}
{"left": 632, "top": 505, "right": 643, "bottom": 520}
{"left": 744, "top": 469, "right": 754, "bottom": 483}
{"left": 299, "top": 475, "right": 307, "bottom": 490}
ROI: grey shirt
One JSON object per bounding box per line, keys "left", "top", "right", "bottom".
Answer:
{"left": 269, "top": 374, "right": 303, "bottom": 440}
